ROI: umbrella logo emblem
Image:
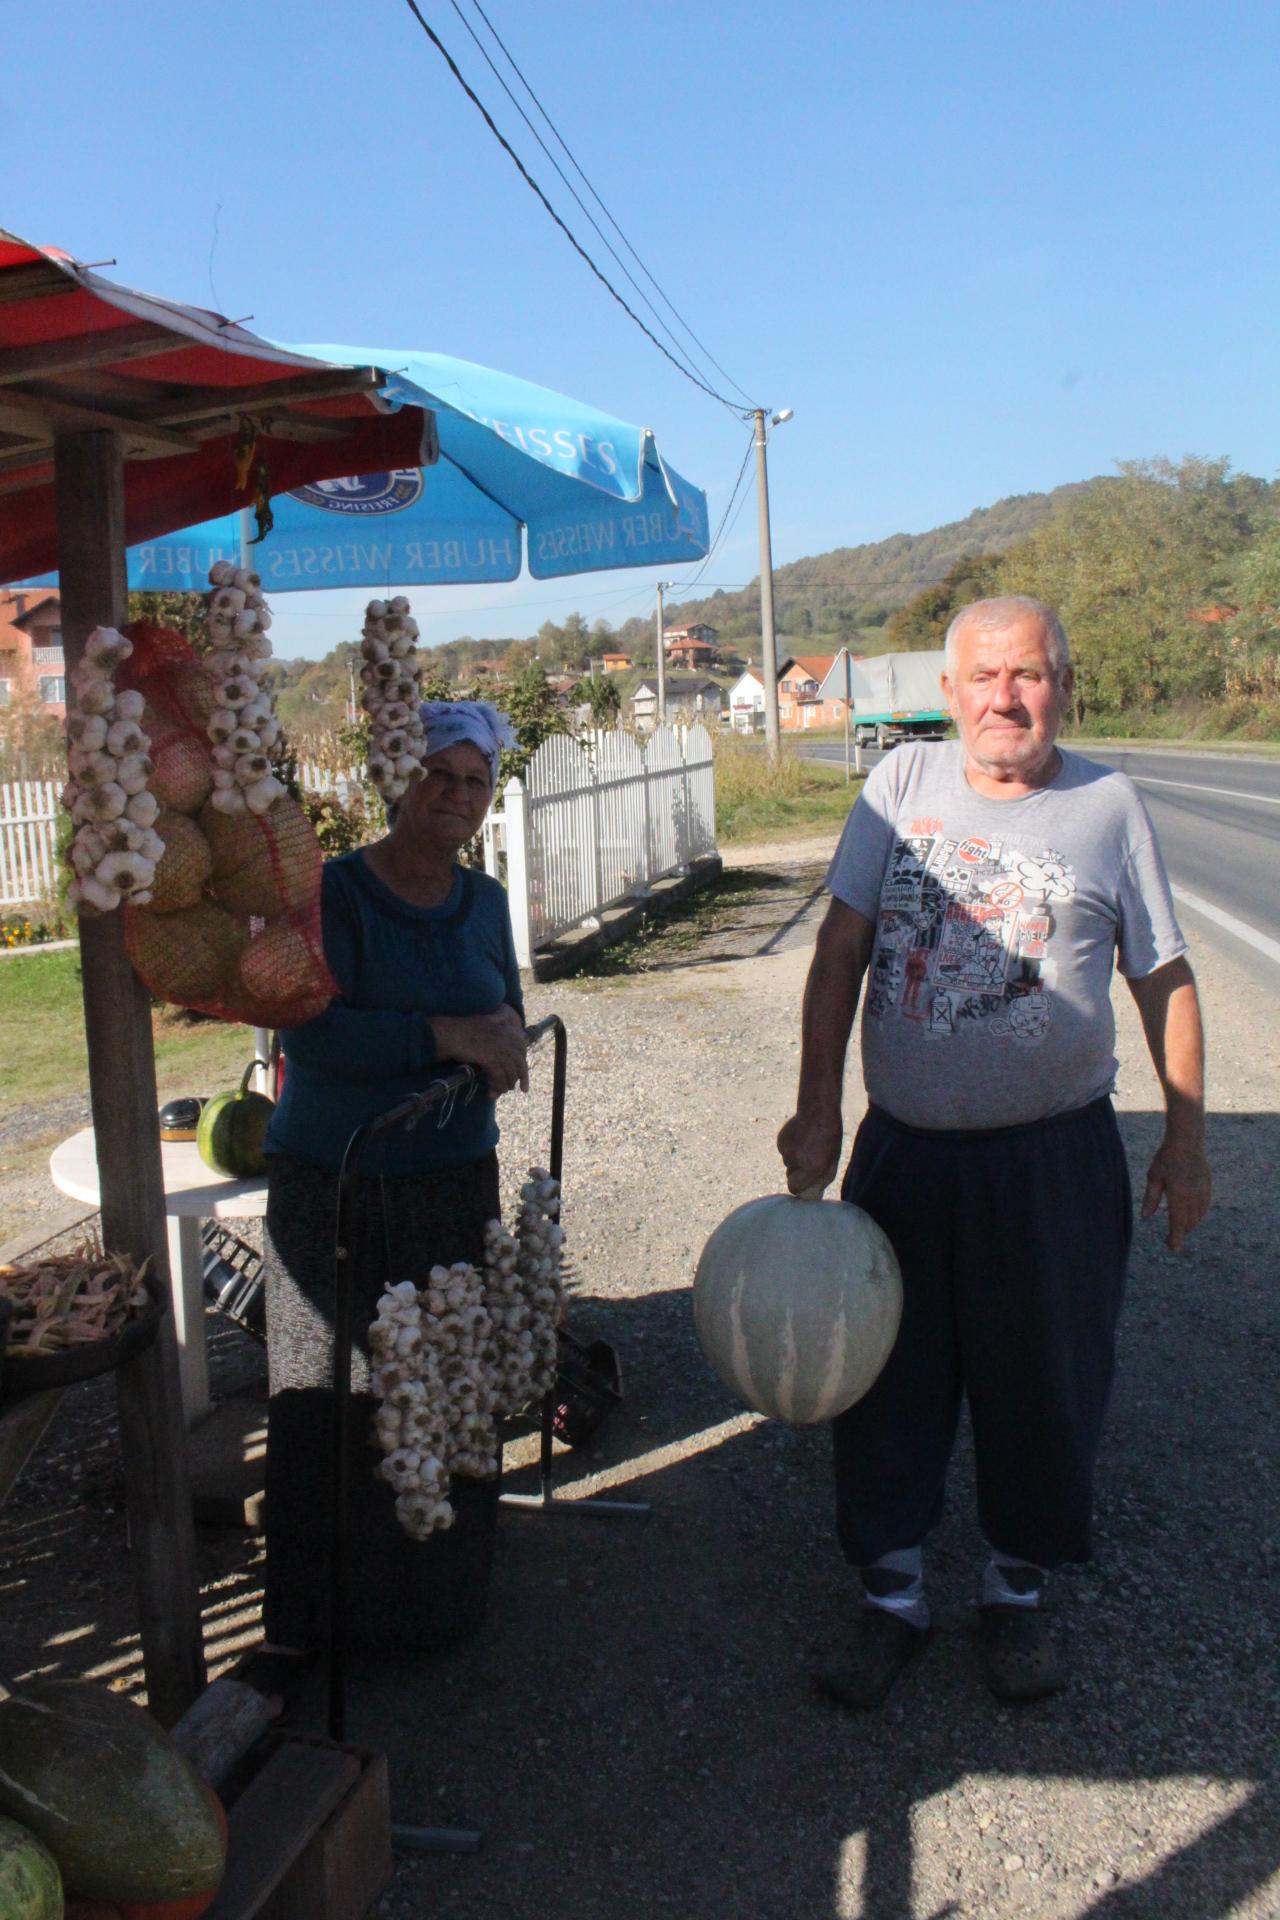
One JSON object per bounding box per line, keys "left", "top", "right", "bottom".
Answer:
{"left": 289, "top": 469, "right": 425, "bottom": 515}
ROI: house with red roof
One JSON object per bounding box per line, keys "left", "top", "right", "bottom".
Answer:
{"left": 664, "top": 624, "right": 718, "bottom": 670}
{"left": 0, "top": 588, "right": 65, "bottom": 720}
{"left": 778, "top": 653, "right": 844, "bottom": 729}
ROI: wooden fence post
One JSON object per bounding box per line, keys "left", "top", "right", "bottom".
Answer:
{"left": 54, "top": 428, "right": 206, "bottom": 1724}
{"left": 502, "top": 775, "right": 534, "bottom": 969}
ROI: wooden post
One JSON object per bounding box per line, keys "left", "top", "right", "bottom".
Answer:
{"left": 502, "top": 775, "right": 533, "bottom": 969}
{"left": 54, "top": 429, "right": 206, "bottom": 1724}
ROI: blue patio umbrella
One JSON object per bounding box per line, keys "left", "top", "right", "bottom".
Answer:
{"left": 123, "top": 345, "right": 709, "bottom": 594}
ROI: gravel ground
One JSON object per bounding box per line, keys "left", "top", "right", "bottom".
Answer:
{"left": 2, "top": 826, "right": 1277, "bottom": 1919}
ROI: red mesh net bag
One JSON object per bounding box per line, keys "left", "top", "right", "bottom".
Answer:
{"left": 119, "top": 622, "right": 336, "bottom": 1029}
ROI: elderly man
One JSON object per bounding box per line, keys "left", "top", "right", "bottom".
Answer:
{"left": 778, "top": 595, "right": 1210, "bottom": 1706}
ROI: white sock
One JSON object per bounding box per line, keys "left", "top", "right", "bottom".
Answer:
{"left": 982, "top": 1550, "right": 1045, "bottom": 1609}
{"left": 861, "top": 1546, "right": 930, "bottom": 1630}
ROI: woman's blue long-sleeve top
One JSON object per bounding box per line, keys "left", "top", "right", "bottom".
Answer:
{"left": 265, "top": 851, "right": 524, "bottom": 1177}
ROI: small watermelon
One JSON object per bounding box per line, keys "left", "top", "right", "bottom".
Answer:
{"left": 0, "top": 1814, "right": 63, "bottom": 1920}
{"left": 0, "top": 1681, "right": 223, "bottom": 1906}
{"left": 196, "top": 1060, "right": 274, "bottom": 1178}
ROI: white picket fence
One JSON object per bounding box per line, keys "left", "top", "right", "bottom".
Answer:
{"left": 0, "top": 730, "right": 719, "bottom": 962}
{"left": 295, "top": 761, "right": 361, "bottom": 802}
{"left": 484, "top": 724, "right": 716, "bottom": 966}
{"left": 0, "top": 765, "right": 351, "bottom": 909}
{"left": 0, "top": 781, "right": 60, "bottom": 907}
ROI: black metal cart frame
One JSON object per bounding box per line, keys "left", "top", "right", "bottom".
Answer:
{"left": 326, "top": 1014, "right": 646, "bottom": 1745}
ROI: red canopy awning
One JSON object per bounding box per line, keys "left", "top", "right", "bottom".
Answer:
{"left": 0, "top": 228, "right": 436, "bottom": 583}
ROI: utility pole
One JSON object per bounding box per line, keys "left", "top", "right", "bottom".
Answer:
{"left": 754, "top": 408, "right": 791, "bottom": 761}
{"left": 843, "top": 646, "right": 852, "bottom": 783}
{"left": 655, "top": 580, "right": 668, "bottom": 724}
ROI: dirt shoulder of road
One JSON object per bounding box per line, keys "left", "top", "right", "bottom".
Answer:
{"left": 2, "top": 829, "right": 1277, "bottom": 1920}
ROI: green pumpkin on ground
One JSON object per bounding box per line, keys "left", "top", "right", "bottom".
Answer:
{"left": 196, "top": 1059, "right": 274, "bottom": 1178}
{"left": 0, "top": 1816, "right": 63, "bottom": 1920}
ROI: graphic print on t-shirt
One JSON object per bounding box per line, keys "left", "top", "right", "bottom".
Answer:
{"left": 865, "top": 817, "right": 1076, "bottom": 1042}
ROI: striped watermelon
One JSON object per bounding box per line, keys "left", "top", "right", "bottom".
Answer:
{"left": 0, "top": 1817, "right": 62, "bottom": 1920}
{"left": 693, "top": 1196, "right": 902, "bottom": 1422}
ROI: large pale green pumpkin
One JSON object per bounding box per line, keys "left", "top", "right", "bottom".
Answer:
{"left": 693, "top": 1195, "right": 903, "bottom": 1423}
{"left": 0, "top": 1681, "right": 223, "bottom": 1905}
{"left": 0, "top": 1816, "right": 62, "bottom": 1920}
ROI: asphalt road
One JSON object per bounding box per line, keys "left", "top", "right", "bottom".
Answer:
{"left": 1077, "top": 748, "right": 1280, "bottom": 978}
{"left": 799, "top": 740, "right": 1280, "bottom": 986}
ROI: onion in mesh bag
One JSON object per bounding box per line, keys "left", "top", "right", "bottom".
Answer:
{"left": 126, "top": 897, "right": 248, "bottom": 1005}
{"left": 146, "top": 810, "right": 214, "bottom": 913}
{"left": 237, "top": 918, "right": 333, "bottom": 1027}
{"left": 150, "top": 737, "right": 215, "bottom": 816}
{"left": 199, "top": 794, "right": 321, "bottom": 920}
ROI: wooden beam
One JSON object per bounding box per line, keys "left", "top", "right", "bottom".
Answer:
{"left": 0, "top": 460, "right": 50, "bottom": 492}
{"left": 130, "top": 365, "right": 384, "bottom": 426}
{"left": 0, "top": 322, "right": 189, "bottom": 387}
{"left": 0, "top": 263, "right": 77, "bottom": 305}
{"left": 171, "top": 1678, "right": 278, "bottom": 1788}
{"left": 248, "top": 412, "right": 350, "bottom": 445}
{"left": 53, "top": 428, "right": 206, "bottom": 1726}
{"left": 0, "top": 392, "right": 197, "bottom": 454}
{"left": 203, "top": 1743, "right": 361, "bottom": 1920}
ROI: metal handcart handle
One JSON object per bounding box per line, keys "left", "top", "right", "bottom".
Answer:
{"left": 327, "top": 1015, "right": 565, "bottom": 1741}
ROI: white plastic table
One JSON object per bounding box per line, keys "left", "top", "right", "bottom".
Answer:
{"left": 49, "top": 1127, "right": 267, "bottom": 1427}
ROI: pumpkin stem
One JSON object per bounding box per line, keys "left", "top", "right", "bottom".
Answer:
{"left": 237, "top": 1058, "right": 267, "bottom": 1097}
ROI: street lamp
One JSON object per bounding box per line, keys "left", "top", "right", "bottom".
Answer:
{"left": 754, "top": 407, "right": 792, "bottom": 759}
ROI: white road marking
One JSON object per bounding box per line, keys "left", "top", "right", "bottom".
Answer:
{"left": 1134, "top": 774, "right": 1280, "bottom": 806}
{"left": 1172, "top": 886, "right": 1280, "bottom": 967}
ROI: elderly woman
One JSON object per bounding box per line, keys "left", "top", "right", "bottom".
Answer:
{"left": 259, "top": 700, "right": 527, "bottom": 1662}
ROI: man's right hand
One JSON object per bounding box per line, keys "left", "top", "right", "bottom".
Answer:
{"left": 431, "top": 1006, "right": 529, "bottom": 1098}
{"left": 777, "top": 1107, "right": 843, "bottom": 1198}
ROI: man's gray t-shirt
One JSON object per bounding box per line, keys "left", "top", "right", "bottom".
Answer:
{"left": 826, "top": 742, "right": 1187, "bottom": 1130}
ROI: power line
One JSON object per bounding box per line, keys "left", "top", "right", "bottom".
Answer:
{"left": 461, "top": 0, "right": 759, "bottom": 412}
{"left": 663, "top": 426, "right": 757, "bottom": 601}
{"left": 396, "top": 0, "right": 753, "bottom": 417}
{"left": 443, "top": 0, "right": 732, "bottom": 404}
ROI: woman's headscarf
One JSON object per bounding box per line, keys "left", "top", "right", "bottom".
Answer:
{"left": 419, "top": 700, "right": 517, "bottom": 791}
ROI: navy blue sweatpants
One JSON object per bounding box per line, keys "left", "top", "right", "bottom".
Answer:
{"left": 833, "top": 1096, "right": 1133, "bottom": 1571}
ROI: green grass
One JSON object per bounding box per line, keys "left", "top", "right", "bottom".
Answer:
{"left": 713, "top": 737, "right": 863, "bottom": 843}
{"left": 0, "top": 948, "right": 263, "bottom": 1108}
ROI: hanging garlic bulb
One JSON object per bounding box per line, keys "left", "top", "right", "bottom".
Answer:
{"left": 201, "top": 562, "right": 284, "bottom": 809}
{"left": 59, "top": 628, "right": 166, "bottom": 913}
{"left": 359, "top": 595, "right": 427, "bottom": 806}
{"left": 368, "top": 1169, "right": 567, "bottom": 1539}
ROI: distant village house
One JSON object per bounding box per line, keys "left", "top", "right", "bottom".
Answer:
{"left": 779, "top": 654, "right": 846, "bottom": 729}
{"left": 663, "top": 623, "right": 718, "bottom": 670}
{"left": 0, "top": 588, "right": 66, "bottom": 720}
{"left": 728, "top": 669, "right": 765, "bottom": 732}
{"left": 630, "top": 675, "right": 722, "bottom": 731}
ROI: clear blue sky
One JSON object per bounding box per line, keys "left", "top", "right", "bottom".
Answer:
{"left": 8, "top": 0, "right": 1279, "bottom": 659}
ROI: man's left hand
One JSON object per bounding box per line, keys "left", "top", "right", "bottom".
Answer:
{"left": 1141, "top": 1135, "right": 1211, "bottom": 1252}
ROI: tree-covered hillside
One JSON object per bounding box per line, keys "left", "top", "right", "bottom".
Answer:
{"left": 662, "top": 480, "right": 1098, "bottom": 650}
{"left": 121, "top": 458, "right": 1276, "bottom": 748}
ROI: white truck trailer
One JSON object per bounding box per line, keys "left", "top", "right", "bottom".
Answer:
{"left": 844, "top": 650, "right": 949, "bottom": 748}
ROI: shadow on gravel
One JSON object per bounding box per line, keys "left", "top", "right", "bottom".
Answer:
{"left": 348, "top": 1106, "right": 1277, "bottom": 1919}
{"left": 576, "top": 861, "right": 832, "bottom": 979}
{"left": 3, "top": 1112, "right": 1275, "bottom": 1918}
